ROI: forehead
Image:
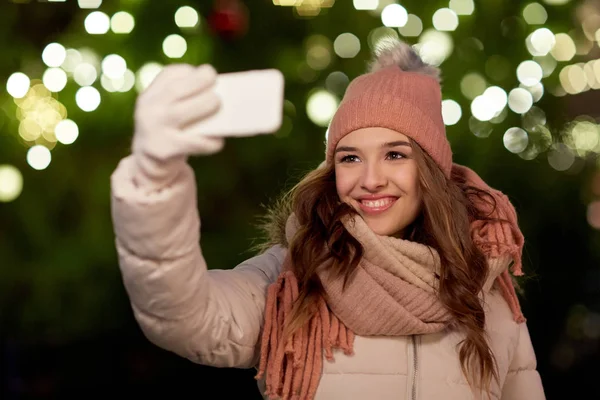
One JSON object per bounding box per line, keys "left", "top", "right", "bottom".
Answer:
{"left": 336, "top": 127, "right": 410, "bottom": 147}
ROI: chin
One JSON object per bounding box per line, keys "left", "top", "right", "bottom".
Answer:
{"left": 363, "top": 220, "right": 402, "bottom": 237}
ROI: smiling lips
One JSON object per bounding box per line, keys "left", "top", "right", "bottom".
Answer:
{"left": 357, "top": 196, "right": 398, "bottom": 215}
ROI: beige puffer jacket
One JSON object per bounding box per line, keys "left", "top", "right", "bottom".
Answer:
{"left": 110, "top": 155, "right": 546, "bottom": 400}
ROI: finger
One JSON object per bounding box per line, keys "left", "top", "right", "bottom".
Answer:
{"left": 166, "top": 64, "right": 218, "bottom": 102}
{"left": 168, "top": 90, "right": 221, "bottom": 128}
{"left": 145, "top": 64, "right": 196, "bottom": 94}
{"left": 174, "top": 134, "right": 225, "bottom": 155}
{"left": 142, "top": 64, "right": 217, "bottom": 103}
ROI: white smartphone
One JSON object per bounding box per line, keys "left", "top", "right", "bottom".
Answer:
{"left": 193, "top": 68, "right": 285, "bottom": 137}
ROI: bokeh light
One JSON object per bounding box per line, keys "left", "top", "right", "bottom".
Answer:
{"left": 470, "top": 86, "right": 509, "bottom": 123}
{"left": 504, "top": 127, "right": 529, "bottom": 153}
{"left": 449, "top": 0, "right": 474, "bottom": 15}
{"left": 560, "top": 64, "right": 587, "bottom": 94}
{"left": 508, "top": 88, "right": 533, "bottom": 114}
{"left": 76, "top": 86, "right": 101, "bottom": 112}
{"left": 162, "top": 34, "right": 187, "bottom": 58}
{"left": 55, "top": 119, "right": 79, "bottom": 145}
{"left": 551, "top": 33, "right": 576, "bottom": 61}
{"left": 15, "top": 83, "right": 65, "bottom": 143}
{"left": 73, "top": 63, "right": 98, "bottom": 86}
{"left": 522, "top": 106, "right": 547, "bottom": 130}
{"left": 101, "top": 54, "right": 127, "bottom": 79}
{"left": 353, "top": 0, "right": 379, "bottom": 10}
{"left": 78, "top": 0, "right": 102, "bottom": 8}
{"left": 353, "top": 0, "right": 378, "bottom": 10}
{"left": 471, "top": 95, "right": 497, "bottom": 122}
{"left": 547, "top": 143, "right": 575, "bottom": 171}
{"left": 416, "top": 29, "right": 453, "bottom": 66}
{"left": 432, "top": 8, "right": 459, "bottom": 32}
{"left": 306, "top": 35, "right": 333, "bottom": 70}
{"left": 42, "top": 68, "right": 68, "bottom": 92}
{"left": 111, "top": 11, "right": 135, "bottom": 34}
{"left": 79, "top": 47, "right": 102, "bottom": 70}
{"left": 175, "top": 6, "right": 199, "bottom": 28}
{"left": 7, "top": 72, "right": 31, "bottom": 98}
{"left": 101, "top": 69, "right": 135, "bottom": 93}
{"left": 441, "top": 99, "right": 462, "bottom": 125}
{"left": 306, "top": 90, "right": 339, "bottom": 127}
{"left": 381, "top": 4, "right": 408, "bottom": 27}
{"left": 517, "top": 60, "right": 543, "bottom": 86}
{"left": 0, "top": 165, "right": 23, "bottom": 202}
{"left": 135, "top": 62, "right": 163, "bottom": 92}
{"left": 325, "top": 71, "right": 349, "bottom": 95}
{"left": 84, "top": 11, "right": 110, "bottom": 34}
{"left": 535, "top": 54, "right": 558, "bottom": 77}
{"left": 61, "top": 48, "right": 83, "bottom": 73}
{"left": 26, "top": 145, "right": 52, "bottom": 171}
{"left": 526, "top": 28, "right": 556, "bottom": 56}
{"left": 42, "top": 43, "right": 66, "bottom": 67}
{"left": 570, "top": 121, "right": 600, "bottom": 154}
{"left": 523, "top": 3, "right": 548, "bottom": 25}
{"left": 334, "top": 33, "right": 361, "bottom": 58}
{"left": 398, "top": 14, "right": 423, "bottom": 37}
{"left": 469, "top": 117, "right": 493, "bottom": 138}
{"left": 460, "top": 72, "right": 486, "bottom": 100}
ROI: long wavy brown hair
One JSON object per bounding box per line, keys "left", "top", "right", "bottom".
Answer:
{"left": 254, "top": 140, "right": 501, "bottom": 396}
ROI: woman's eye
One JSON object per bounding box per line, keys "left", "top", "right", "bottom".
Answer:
{"left": 340, "top": 155, "right": 359, "bottom": 163}
{"left": 387, "top": 151, "right": 406, "bottom": 160}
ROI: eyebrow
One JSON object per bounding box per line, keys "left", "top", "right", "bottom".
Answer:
{"left": 335, "top": 140, "right": 411, "bottom": 153}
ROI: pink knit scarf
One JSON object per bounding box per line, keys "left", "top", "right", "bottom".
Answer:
{"left": 255, "top": 162, "right": 526, "bottom": 400}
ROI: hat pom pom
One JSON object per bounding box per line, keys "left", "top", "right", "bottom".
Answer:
{"left": 368, "top": 38, "right": 441, "bottom": 82}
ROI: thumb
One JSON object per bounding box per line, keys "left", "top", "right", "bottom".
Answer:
{"left": 175, "top": 134, "right": 225, "bottom": 155}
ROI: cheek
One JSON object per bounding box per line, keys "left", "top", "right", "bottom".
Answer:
{"left": 405, "top": 165, "right": 420, "bottom": 194}
{"left": 335, "top": 168, "right": 351, "bottom": 197}
{"left": 395, "top": 166, "right": 421, "bottom": 206}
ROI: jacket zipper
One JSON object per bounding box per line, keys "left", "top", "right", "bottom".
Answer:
{"left": 411, "top": 335, "right": 420, "bottom": 400}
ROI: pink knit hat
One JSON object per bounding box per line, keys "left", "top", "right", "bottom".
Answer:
{"left": 324, "top": 38, "right": 527, "bottom": 323}
{"left": 326, "top": 39, "right": 453, "bottom": 178}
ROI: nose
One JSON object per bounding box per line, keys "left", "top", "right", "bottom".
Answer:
{"left": 360, "top": 161, "right": 387, "bottom": 192}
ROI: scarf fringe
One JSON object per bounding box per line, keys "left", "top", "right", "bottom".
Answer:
{"left": 477, "top": 237, "right": 526, "bottom": 323}
{"left": 476, "top": 194, "right": 526, "bottom": 323}
{"left": 255, "top": 270, "right": 354, "bottom": 400}
{"left": 455, "top": 163, "right": 526, "bottom": 323}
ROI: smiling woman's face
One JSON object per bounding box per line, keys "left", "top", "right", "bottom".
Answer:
{"left": 334, "top": 127, "right": 422, "bottom": 237}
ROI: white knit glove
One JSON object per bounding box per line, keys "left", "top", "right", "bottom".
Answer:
{"left": 131, "top": 64, "right": 225, "bottom": 189}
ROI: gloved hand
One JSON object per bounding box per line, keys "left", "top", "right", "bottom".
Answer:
{"left": 131, "top": 64, "right": 225, "bottom": 189}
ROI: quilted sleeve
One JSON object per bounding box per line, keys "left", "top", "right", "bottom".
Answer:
{"left": 110, "top": 155, "right": 285, "bottom": 368}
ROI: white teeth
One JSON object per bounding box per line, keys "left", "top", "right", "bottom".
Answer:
{"left": 362, "top": 198, "right": 394, "bottom": 208}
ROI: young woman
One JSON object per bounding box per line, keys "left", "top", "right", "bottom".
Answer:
{"left": 110, "top": 39, "right": 546, "bottom": 399}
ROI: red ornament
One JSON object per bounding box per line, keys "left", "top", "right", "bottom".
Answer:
{"left": 208, "top": 0, "right": 249, "bottom": 41}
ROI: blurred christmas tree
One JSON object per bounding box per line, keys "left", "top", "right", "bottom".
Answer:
{"left": 0, "top": 2, "right": 599, "bottom": 388}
